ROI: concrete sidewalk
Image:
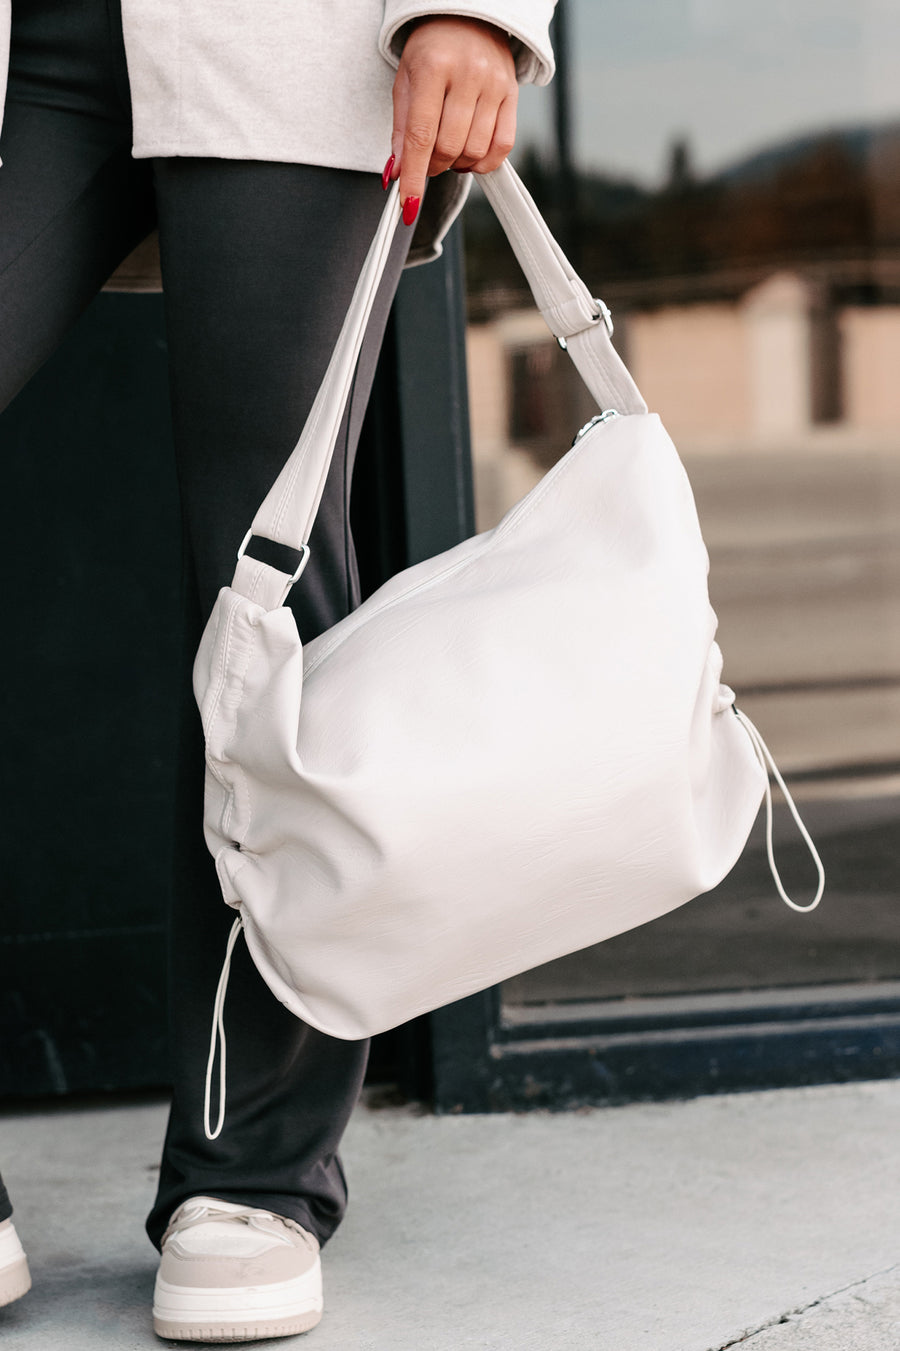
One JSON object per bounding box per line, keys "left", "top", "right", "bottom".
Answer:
{"left": 1, "top": 1079, "right": 899, "bottom": 1350}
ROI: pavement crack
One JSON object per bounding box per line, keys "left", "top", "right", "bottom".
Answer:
{"left": 712, "top": 1262, "right": 900, "bottom": 1348}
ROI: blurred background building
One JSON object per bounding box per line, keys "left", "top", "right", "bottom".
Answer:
{"left": 454, "top": 0, "right": 900, "bottom": 1101}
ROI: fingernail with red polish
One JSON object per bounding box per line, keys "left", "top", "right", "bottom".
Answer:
{"left": 381, "top": 155, "right": 395, "bottom": 191}
{"left": 402, "top": 195, "right": 420, "bottom": 227}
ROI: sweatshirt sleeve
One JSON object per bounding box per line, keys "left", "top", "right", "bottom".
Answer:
{"left": 378, "top": 2, "right": 557, "bottom": 86}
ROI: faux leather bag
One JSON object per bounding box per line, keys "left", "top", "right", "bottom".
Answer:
{"left": 195, "top": 163, "right": 823, "bottom": 1128}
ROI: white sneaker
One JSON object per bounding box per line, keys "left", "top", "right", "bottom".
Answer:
{"left": 0, "top": 1218, "right": 31, "bottom": 1308}
{"left": 152, "top": 1196, "right": 323, "bottom": 1342}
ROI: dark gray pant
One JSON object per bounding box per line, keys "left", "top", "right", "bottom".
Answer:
{"left": 1, "top": 0, "right": 410, "bottom": 1249}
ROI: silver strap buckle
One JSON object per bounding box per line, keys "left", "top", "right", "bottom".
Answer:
{"left": 557, "top": 298, "right": 614, "bottom": 351}
{"left": 237, "top": 529, "right": 311, "bottom": 585}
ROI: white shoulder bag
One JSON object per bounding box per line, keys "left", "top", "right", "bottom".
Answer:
{"left": 195, "top": 163, "right": 824, "bottom": 1134}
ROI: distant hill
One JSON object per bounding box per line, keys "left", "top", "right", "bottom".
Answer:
{"left": 715, "top": 120, "right": 900, "bottom": 187}
{"left": 465, "top": 120, "right": 900, "bottom": 310}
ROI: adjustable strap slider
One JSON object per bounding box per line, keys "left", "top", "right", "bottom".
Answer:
{"left": 543, "top": 273, "right": 612, "bottom": 343}
{"left": 558, "top": 298, "right": 614, "bottom": 351}
{"left": 237, "top": 529, "right": 311, "bottom": 585}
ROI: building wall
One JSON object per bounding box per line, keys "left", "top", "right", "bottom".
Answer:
{"left": 468, "top": 281, "right": 900, "bottom": 491}
{"left": 841, "top": 307, "right": 900, "bottom": 429}
{"left": 627, "top": 303, "right": 750, "bottom": 440}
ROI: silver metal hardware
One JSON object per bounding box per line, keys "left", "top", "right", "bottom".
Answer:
{"left": 237, "top": 530, "right": 311, "bottom": 584}
{"left": 556, "top": 298, "right": 614, "bottom": 351}
{"left": 594, "top": 298, "right": 614, "bottom": 337}
{"left": 285, "top": 544, "right": 311, "bottom": 585}
{"left": 571, "top": 409, "right": 620, "bottom": 445}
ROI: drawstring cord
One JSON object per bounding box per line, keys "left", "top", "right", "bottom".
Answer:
{"left": 734, "top": 708, "right": 826, "bottom": 914}
{"left": 204, "top": 914, "right": 244, "bottom": 1142}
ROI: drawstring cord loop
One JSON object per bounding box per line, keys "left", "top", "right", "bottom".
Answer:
{"left": 734, "top": 709, "right": 825, "bottom": 914}
{"left": 204, "top": 914, "right": 244, "bottom": 1142}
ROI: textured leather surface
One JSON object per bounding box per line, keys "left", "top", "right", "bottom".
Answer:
{"left": 193, "top": 165, "right": 766, "bottom": 1039}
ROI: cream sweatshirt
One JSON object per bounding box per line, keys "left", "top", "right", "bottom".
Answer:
{"left": 0, "top": 3, "right": 555, "bottom": 170}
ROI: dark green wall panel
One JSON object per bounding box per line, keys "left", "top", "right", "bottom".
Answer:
{"left": 1, "top": 293, "right": 179, "bottom": 1096}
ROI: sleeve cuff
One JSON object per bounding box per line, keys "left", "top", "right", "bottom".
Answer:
{"left": 378, "top": 3, "right": 556, "bottom": 86}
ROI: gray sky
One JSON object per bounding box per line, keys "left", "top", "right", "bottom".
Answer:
{"left": 516, "top": 0, "right": 900, "bottom": 184}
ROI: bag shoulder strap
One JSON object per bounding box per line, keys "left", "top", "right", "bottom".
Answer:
{"left": 237, "top": 161, "right": 647, "bottom": 607}
{"left": 479, "top": 165, "right": 646, "bottom": 418}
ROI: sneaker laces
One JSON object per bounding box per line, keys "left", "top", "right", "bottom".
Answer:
{"left": 162, "top": 1199, "right": 308, "bottom": 1249}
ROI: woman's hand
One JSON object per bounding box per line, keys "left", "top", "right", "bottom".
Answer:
{"left": 385, "top": 17, "right": 518, "bottom": 224}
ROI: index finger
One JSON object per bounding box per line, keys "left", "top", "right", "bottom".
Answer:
{"left": 392, "top": 67, "right": 447, "bottom": 224}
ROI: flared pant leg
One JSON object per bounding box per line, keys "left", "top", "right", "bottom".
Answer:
{"left": 145, "top": 159, "right": 412, "bottom": 1249}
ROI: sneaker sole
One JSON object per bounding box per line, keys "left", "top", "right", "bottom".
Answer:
{"left": 153, "top": 1267, "right": 323, "bottom": 1343}
{"left": 152, "top": 1309, "right": 322, "bottom": 1342}
{"left": 0, "top": 1257, "right": 32, "bottom": 1309}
